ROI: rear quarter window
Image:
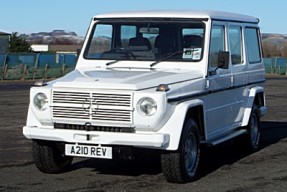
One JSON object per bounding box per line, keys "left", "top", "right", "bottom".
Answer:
{"left": 245, "top": 27, "right": 262, "bottom": 64}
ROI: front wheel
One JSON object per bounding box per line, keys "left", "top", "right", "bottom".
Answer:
{"left": 161, "top": 119, "right": 201, "bottom": 183}
{"left": 33, "top": 140, "right": 73, "bottom": 173}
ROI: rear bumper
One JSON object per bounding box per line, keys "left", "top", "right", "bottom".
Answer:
{"left": 23, "top": 126, "right": 170, "bottom": 149}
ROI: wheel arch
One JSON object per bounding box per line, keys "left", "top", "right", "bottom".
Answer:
{"left": 185, "top": 105, "right": 206, "bottom": 142}
{"left": 159, "top": 99, "right": 205, "bottom": 150}
{"left": 254, "top": 91, "right": 266, "bottom": 108}
{"left": 241, "top": 86, "right": 266, "bottom": 127}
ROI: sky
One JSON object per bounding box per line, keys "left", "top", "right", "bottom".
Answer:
{"left": 1, "top": 0, "right": 286, "bottom": 36}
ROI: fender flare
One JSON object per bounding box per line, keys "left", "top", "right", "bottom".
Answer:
{"left": 158, "top": 99, "right": 204, "bottom": 150}
{"left": 241, "top": 86, "right": 265, "bottom": 127}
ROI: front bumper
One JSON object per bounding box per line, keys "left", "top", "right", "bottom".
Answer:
{"left": 23, "top": 126, "right": 170, "bottom": 149}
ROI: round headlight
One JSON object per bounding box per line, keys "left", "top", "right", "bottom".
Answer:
{"left": 138, "top": 97, "right": 157, "bottom": 116}
{"left": 34, "top": 93, "right": 48, "bottom": 111}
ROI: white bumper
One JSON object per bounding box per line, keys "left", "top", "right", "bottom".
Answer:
{"left": 23, "top": 126, "right": 170, "bottom": 149}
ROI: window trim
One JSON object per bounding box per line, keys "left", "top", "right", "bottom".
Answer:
{"left": 229, "top": 25, "right": 244, "bottom": 65}
{"left": 84, "top": 19, "right": 206, "bottom": 62}
{"left": 208, "top": 24, "right": 227, "bottom": 68}
{"left": 245, "top": 27, "right": 262, "bottom": 64}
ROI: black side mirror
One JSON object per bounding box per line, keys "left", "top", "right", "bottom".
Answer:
{"left": 217, "top": 51, "right": 229, "bottom": 69}
{"left": 209, "top": 51, "right": 230, "bottom": 76}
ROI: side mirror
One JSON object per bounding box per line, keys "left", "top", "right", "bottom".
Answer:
{"left": 217, "top": 51, "right": 229, "bottom": 69}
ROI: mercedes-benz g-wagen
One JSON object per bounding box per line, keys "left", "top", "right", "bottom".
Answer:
{"left": 23, "top": 10, "right": 267, "bottom": 183}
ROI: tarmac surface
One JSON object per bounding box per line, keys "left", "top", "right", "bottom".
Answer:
{"left": 0, "top": 76, "right": 287, "bottom": 192}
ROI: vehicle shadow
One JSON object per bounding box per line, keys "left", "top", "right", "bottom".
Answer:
{"left": 70, "top": 157, "right": 162, "bottom": 176}
{"left": 198, "top": 121, "right": 287, "bottom": 178}
{"left": 69, "top": 121, "right": 287, "bottom": 179}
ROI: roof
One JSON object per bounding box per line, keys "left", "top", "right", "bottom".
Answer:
{"left": 0, "top": 31, "right": 11, "bottom": 35}
{"left": 94, "top": 10, "right": 259, "bottom": 23}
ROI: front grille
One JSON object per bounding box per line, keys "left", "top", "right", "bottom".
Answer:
{"left": 52, "top": 91, "right": 133, "bottom": 123}
{"left": 53, "top": 91, "right": 131, "bottom": 107}
{"left": 54, "top": 123, "right": 135, "bottom": 133}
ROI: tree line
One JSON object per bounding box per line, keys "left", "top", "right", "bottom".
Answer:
{"left": 262, "top": 41, "right": 287, "bottom": 58}
{"left": 8, "top": 33, "right": 32, "bottom": 53}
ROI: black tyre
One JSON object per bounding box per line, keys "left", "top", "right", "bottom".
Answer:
{"left": 32, "top": 140, "right": 73, "bottom": 173}
{"left": 161, "top": 119, "right": 201, "bottom": 183}
{"left": 235, "top": 105, "right": 261, "bottom": 152}
{"left": 244, "top": 105, "right": 261, "bottom": 151}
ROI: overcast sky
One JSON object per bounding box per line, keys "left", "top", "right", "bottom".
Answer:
{"left": 1, "top": 0, "right": 285, "bottom": 36}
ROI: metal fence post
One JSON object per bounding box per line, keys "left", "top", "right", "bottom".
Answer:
{"left": 43, "top": 64, "right": 48, "bottom": 80}
{"left": 33, "top": 53, "right": 40, "bottom": 80}
{"left": 0, "top": 54, "right": 7, "bottom": 81}
{"left": 3, "top": 54, "right": 8, "bottom": 80}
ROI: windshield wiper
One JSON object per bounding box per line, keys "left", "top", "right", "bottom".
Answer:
{"left": 150, "top": 49, "right": 198, "bottom": 68}
{"left": 106, "top": 47, "right": 137, "bottom": 66}
{"left": 106, "top": 60, "right": 120, "bottom": 66}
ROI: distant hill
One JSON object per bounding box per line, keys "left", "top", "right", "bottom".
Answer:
{"left": 20, "top": 30, "right": 84, "bottom": 45}
{"left": 262, "top": 33, "right": 287, "bottom": 45}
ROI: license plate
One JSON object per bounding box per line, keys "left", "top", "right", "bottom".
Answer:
{"left": 65, "top": 144, "right": 112, "bottom": 159}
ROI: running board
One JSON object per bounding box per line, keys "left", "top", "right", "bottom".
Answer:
{"left": 201, "top": 129, "right": 247, "bottom": 146}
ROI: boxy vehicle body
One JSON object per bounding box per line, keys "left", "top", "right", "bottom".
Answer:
{"left": 23, "top": 10, "right": 267, "bottom": 183}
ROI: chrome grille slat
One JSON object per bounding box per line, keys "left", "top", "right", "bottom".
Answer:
{"left": 92, "top": 93, "right": 131, "bottom": 107}
{"left": 53, "top": 91, "right": 90, "bottom": 104}
{"left": 52, "top": 91, "right": 132, "bottom": 123}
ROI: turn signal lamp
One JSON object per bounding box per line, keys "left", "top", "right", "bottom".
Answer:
{"left": 156, "top": 84, "right": 170, "bottom": 92}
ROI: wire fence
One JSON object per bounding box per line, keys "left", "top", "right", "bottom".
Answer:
{"left": 0, "top": 53, "right": 77, "bottom": 80}
{"left": 0, "top": 53, "right": 286, "bottom": 80}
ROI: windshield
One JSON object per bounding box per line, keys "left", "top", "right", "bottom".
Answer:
{"left": 84, "top": 19, "right": 205, "bottom": 62}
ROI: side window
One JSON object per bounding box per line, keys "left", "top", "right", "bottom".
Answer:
{"left": 209, "top": 25, "right": 225, "bottom": 67}
{"left": 245, "top": 28, "right": 261, "bottom": 63}
{"left": 85, "top": 24, "right": 113, "bottom": 58}
{"left": 229, "top": 26, "right": 243, "bottom": 65}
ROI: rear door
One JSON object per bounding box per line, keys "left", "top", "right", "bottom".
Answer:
{"left": 228, "top": 23, "right": 247, "bottom": 125}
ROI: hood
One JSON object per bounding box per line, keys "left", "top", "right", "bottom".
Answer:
{"left": 52, "top": 68, "right": 203, "bottom": 90}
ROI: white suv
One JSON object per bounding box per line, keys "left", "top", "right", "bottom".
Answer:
{"left": 23, "top": 10, "right": 267, "bottom": 183}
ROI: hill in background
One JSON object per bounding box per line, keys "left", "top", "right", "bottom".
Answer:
{"left": 262, "top": 33, "right": 287, "bottom": 44}
{"left": 20, "top": 30, "right": 84, "bottom": 45}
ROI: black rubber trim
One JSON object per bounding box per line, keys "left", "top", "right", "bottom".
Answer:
{"left": 168, "top": 80, "right": 265, "bottom": 103}
{"left": 54, "top": 123, "right": 135, "bottom": 133}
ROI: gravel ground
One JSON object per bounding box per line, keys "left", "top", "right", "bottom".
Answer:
{"left": 0, "top": 76, "right": 286, "bottom": 192}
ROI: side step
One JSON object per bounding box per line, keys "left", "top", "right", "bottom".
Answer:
{"left": 201, "top": 129, "right": 247, "bottom": 147}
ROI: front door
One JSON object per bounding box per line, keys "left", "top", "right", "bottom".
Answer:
{"left": 205, "top": 21, "right": 233, "bottom": 140}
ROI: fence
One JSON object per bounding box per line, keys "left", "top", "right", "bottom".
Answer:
{"left": 0, "top": 54, "right": 286, "bottom": 80}
{"left": 264, "top": 57, "right": 287, "bottom": 75}
{"left": 0, "top": 53, "right": 77, "bottom": 80}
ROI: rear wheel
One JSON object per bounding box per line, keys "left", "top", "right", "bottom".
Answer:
{"left": 33, "top": 140, "right": 73, "bottom": 173}
{"left": 237, "top": 105, "right": 261, "bottom": 152}
{"left": 245, "top": 105, "right": 261, "bottom": 151}
{"left": 161, "top": 119, "right": 201, "bottom": 183}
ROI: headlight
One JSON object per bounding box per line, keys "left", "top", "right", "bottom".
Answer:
{"left": 138, "top": 97, "right": 157, "bottom": 116}
{"left": 33, "top": 93, "right": 48, "bottom": 111}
